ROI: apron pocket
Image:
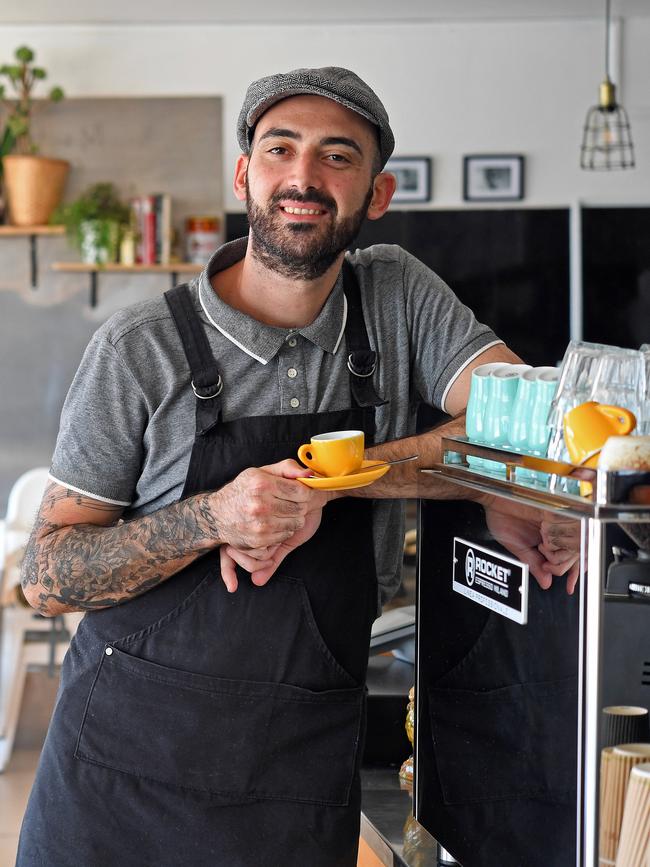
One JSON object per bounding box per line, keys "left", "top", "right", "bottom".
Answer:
{"left": 428, "top": 676, "right": 577, "bottom": 805}
{"left": 75, "top": 646, "right": 363, "bottom": 807}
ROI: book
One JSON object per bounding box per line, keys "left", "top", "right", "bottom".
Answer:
{"left": 141, "top": 195, "right": 156, "bottom": 265}
{"left": 130, "top": 193, "right": 173, "bottom": 264}
{"left": 153, "top": 193, "right": 172, "bottom": 264}
{"left": 130, "top": 197, "right": 145, "bottom": 264}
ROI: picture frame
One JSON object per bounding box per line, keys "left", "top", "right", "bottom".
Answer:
{"left": 385, "top": 156, "right": 432, "bottom": 203}
{"left": 463, "top": 154, "right": 525, "bottom": 202}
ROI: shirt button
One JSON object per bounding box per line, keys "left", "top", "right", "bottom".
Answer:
{"left": 288, "top": 337, "right": 297, "bottom": 347}
{"left": 287, "top": 368, "right": 297, "bottom": 379}
{"left": 290, "top": 397, "right": 300, "bottom": 408}
{"left": 105, "top": 646, "right": 113, "bottom": 656}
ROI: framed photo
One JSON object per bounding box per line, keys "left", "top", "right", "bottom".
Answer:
{"left": 463, "top": 154, "right": 524, "bottom": 202}
{"left": 385, "top": 156, "right": 432, "bottom": 203}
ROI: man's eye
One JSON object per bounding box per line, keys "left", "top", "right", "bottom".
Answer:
{"left": 268, "top": 146, "right": 287, "bottom": 155}
{"left": 326, "top": 153, "right": 349, "bottom": 163}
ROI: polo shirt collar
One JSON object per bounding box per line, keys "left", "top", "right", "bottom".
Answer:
{"left": 198, "top": 236, "right": 347, "bottom": 365}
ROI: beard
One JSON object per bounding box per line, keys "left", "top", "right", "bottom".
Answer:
{"left": 246, "top": 179, "right": 373, "bottom": 281}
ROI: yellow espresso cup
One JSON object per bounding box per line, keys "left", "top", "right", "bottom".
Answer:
{"left": 563, "top": 401, "right": 636, "bottom": 467}
{"left": 297, "top": 430, "right": 364, "bottom": 477}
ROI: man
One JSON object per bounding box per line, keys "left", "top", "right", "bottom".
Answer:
{"left": 17, "top": 67, "right": 577, "bottom": 867}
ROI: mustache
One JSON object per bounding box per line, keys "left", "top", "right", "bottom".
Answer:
{"left": 269, "top": 189, "right": 337, "bottom": 212}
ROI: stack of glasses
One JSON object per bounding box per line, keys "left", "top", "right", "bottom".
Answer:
{"left": 546, "top": 341, "right": 650, "bottom": 467}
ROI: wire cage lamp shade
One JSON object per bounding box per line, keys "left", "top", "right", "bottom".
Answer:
{"left": 580, "top": 85, "right": 635, "bottom": 170}
{"left": 580, "top": 0, "right": 635, "bottom": 171}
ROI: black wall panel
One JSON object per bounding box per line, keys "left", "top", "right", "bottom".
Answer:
{"left": 582, "top": 207, "right": 650, "bottom": 349}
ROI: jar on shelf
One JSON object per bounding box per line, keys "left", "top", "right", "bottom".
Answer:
{"left": 185, "top": 215, "right": 222, "bottom": 264}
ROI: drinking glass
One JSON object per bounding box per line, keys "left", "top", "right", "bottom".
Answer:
{"left": 547, "top": 342, "right": 639, "bottom": 463}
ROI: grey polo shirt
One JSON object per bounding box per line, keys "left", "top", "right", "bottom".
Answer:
{"left": 50, "top": 237, "right": 501, "bottom": 604}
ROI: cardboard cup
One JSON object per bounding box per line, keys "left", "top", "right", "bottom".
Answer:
{"left": 603, "top": 707, "right": 650, "bottom": 749}
{"left": 600, "top": 744, "right": 650, "bottom": 864}
{"left": 616, "top": 762, "right": 650, "bottom": 867}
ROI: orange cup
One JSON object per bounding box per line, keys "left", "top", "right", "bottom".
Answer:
{"left": 563, "top": 402, "right": 636, "bottom": 467}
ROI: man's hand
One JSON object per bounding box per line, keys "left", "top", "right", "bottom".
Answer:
{"left": 211, "top": 459, "right": 317, "bottom": 552}
{"left": 214, "top": 459, "right": 330, "bottom": 592}
{"left": 482, "top": 496, "right": 581, "bottom": 594}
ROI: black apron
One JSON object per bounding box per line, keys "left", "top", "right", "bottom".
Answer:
{"left": 17, "top": 264, "right": 384, "bottom": 867}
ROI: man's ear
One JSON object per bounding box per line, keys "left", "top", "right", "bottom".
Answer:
{"left": 366, "top": 171, "right": 397, "bottom": 221}
{"left": 233, "top": 154, "right": 249, "bottom": 202}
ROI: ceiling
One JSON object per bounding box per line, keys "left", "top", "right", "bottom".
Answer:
{"left": 1, "top": 0, "right": 649, "bottom": 25}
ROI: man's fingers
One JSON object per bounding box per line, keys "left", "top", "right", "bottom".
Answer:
{"left": 538, "top": 543, "right": 577, "bottom": 566}
{"left": 224, "top": 545, "right": 276, "bottom": 574}
{"left": 513, "top": 547, "right": 553, "bottom": 590}
{"left": 250, "top": 542, "right": 293, "bottom": 587}
{"left": 219, "top": 547, "right": 239, "bottom": 593}
{"left": 566, "top": 562, "right": 580, "bottom": 595}
{"left": 238, "top": 545, "right": 278, "bottom": 561}
{"left": 261, "top": 458, "right": 310, "bottom": 476}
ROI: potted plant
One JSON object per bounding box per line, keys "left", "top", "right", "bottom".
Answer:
{"left": 0, "top": 45, "right": 67, "bottom": 226}
{"left": 53, "top": 182, "right": 131, "bottom": 265}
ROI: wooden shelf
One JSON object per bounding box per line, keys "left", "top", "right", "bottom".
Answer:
{"left": 51, "top": 261, "right": 205, "bottom": 307}
{"left": 0, "top": 225, "right": 66, "bottom": 286}
{"left": 51, "top": 262, "right": 203, "bottom": 274}
{"left": 0, "top": 225, "right": 65, "bottom": 236}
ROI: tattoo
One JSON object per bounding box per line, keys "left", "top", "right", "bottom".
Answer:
{"left": 21, "top": 484, "right": 223, "bottom": 615}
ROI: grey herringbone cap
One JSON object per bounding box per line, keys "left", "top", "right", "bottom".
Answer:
{"left": 237, "top": 66, "right": 395, "bottom": 168}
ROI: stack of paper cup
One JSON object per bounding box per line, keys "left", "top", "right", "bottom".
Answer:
{"left": 615, "top": 763, "right": 650, "bottom": 866}
{"left": 599, "top": 744, "right": 650, "bottom": 865}
{"left": 603, "top": 707, "right": 650, "bottom": 749}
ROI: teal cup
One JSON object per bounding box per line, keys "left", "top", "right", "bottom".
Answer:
{"left": 527, "top": 368, "right": 560, "bottom": 456}
{"left": 465, "top": 362, "right": 510, "bottom": 470}
{"left": 508, "top": 372, "right": 536, "bottom": 453}
{"left": 483, "top": 365, "right": 532, "bottom": 449}
{"left": 525, "top": 367, "right": 560, "bottom": 485}
{"left": 508, "top": 367, "right": 556, "bottom": 483}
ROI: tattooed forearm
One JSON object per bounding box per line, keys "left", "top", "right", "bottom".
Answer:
{"left": 21, "top": 485, "right": 225, "bottom": 616}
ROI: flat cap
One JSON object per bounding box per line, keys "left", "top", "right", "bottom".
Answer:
{"left": 237, "top": 66, "right": 395, "bottom": 168}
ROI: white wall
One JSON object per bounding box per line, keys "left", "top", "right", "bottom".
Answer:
{"left": 0, "top": 17, "right": 648, "bottom": 212}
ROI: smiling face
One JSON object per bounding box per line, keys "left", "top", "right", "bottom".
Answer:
{"left": 234, "top": 95, "right": 395, "bottom": 280}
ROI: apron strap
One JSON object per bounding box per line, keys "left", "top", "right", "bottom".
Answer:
{"left": 342, "top": 260, "right": 388, "bottom": 408}
{"left": 164, "top": 284, "right": 223, "bottom": 434}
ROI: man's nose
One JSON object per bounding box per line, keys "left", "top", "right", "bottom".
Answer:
{"left": 287, "top": 152, "right": 323, "bottom": 191}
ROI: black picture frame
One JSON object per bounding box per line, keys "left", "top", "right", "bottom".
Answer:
{"left": 463, "top": 154, "right": 525, "bottom": 202}
{"left": 385, "top": 156, "right": 432, "bottom": 203}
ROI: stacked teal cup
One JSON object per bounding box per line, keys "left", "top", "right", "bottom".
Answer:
{"left": 466, "top": 363, "right": 531, "bottom": 473}
{"left": 507, "top": 366, "right": 560, "bottom": 484}
{"left": 465, "top": 362, "right": 510, "bottom": 470}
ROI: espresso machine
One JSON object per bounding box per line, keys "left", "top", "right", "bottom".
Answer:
{"left": 414, "top": 439, "right": 650, "bottom": 867}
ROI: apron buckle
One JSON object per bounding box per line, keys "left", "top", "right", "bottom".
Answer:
{"left": 347, "top": 353, "right": 376, "bottom": 378}
{"left": 192, "top": 377, "right": 223, "bottom": 400}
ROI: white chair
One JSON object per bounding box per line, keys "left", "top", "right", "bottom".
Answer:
{"left": 0, "top": 467, "right": 82, "bottom": 771}
{"left": 1, "top": 467, "right": 50, "bottom": 608}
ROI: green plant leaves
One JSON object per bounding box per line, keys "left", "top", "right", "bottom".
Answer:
{"left": 0, "top": 45, "right": 64, "bottom": 155}
{"left": 53, "top": 183, "right": 131, "bottom": 250}
{"left": 15, "top": 45, "right": 35, "bottom": 63}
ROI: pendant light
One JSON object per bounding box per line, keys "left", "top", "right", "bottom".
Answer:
{"left": 580, "top": 0, "right": 635, "bottom": 170}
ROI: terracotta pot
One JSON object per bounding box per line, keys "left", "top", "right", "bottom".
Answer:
{"left": 2, "top": 154, "right": 69, "bottom": 227}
